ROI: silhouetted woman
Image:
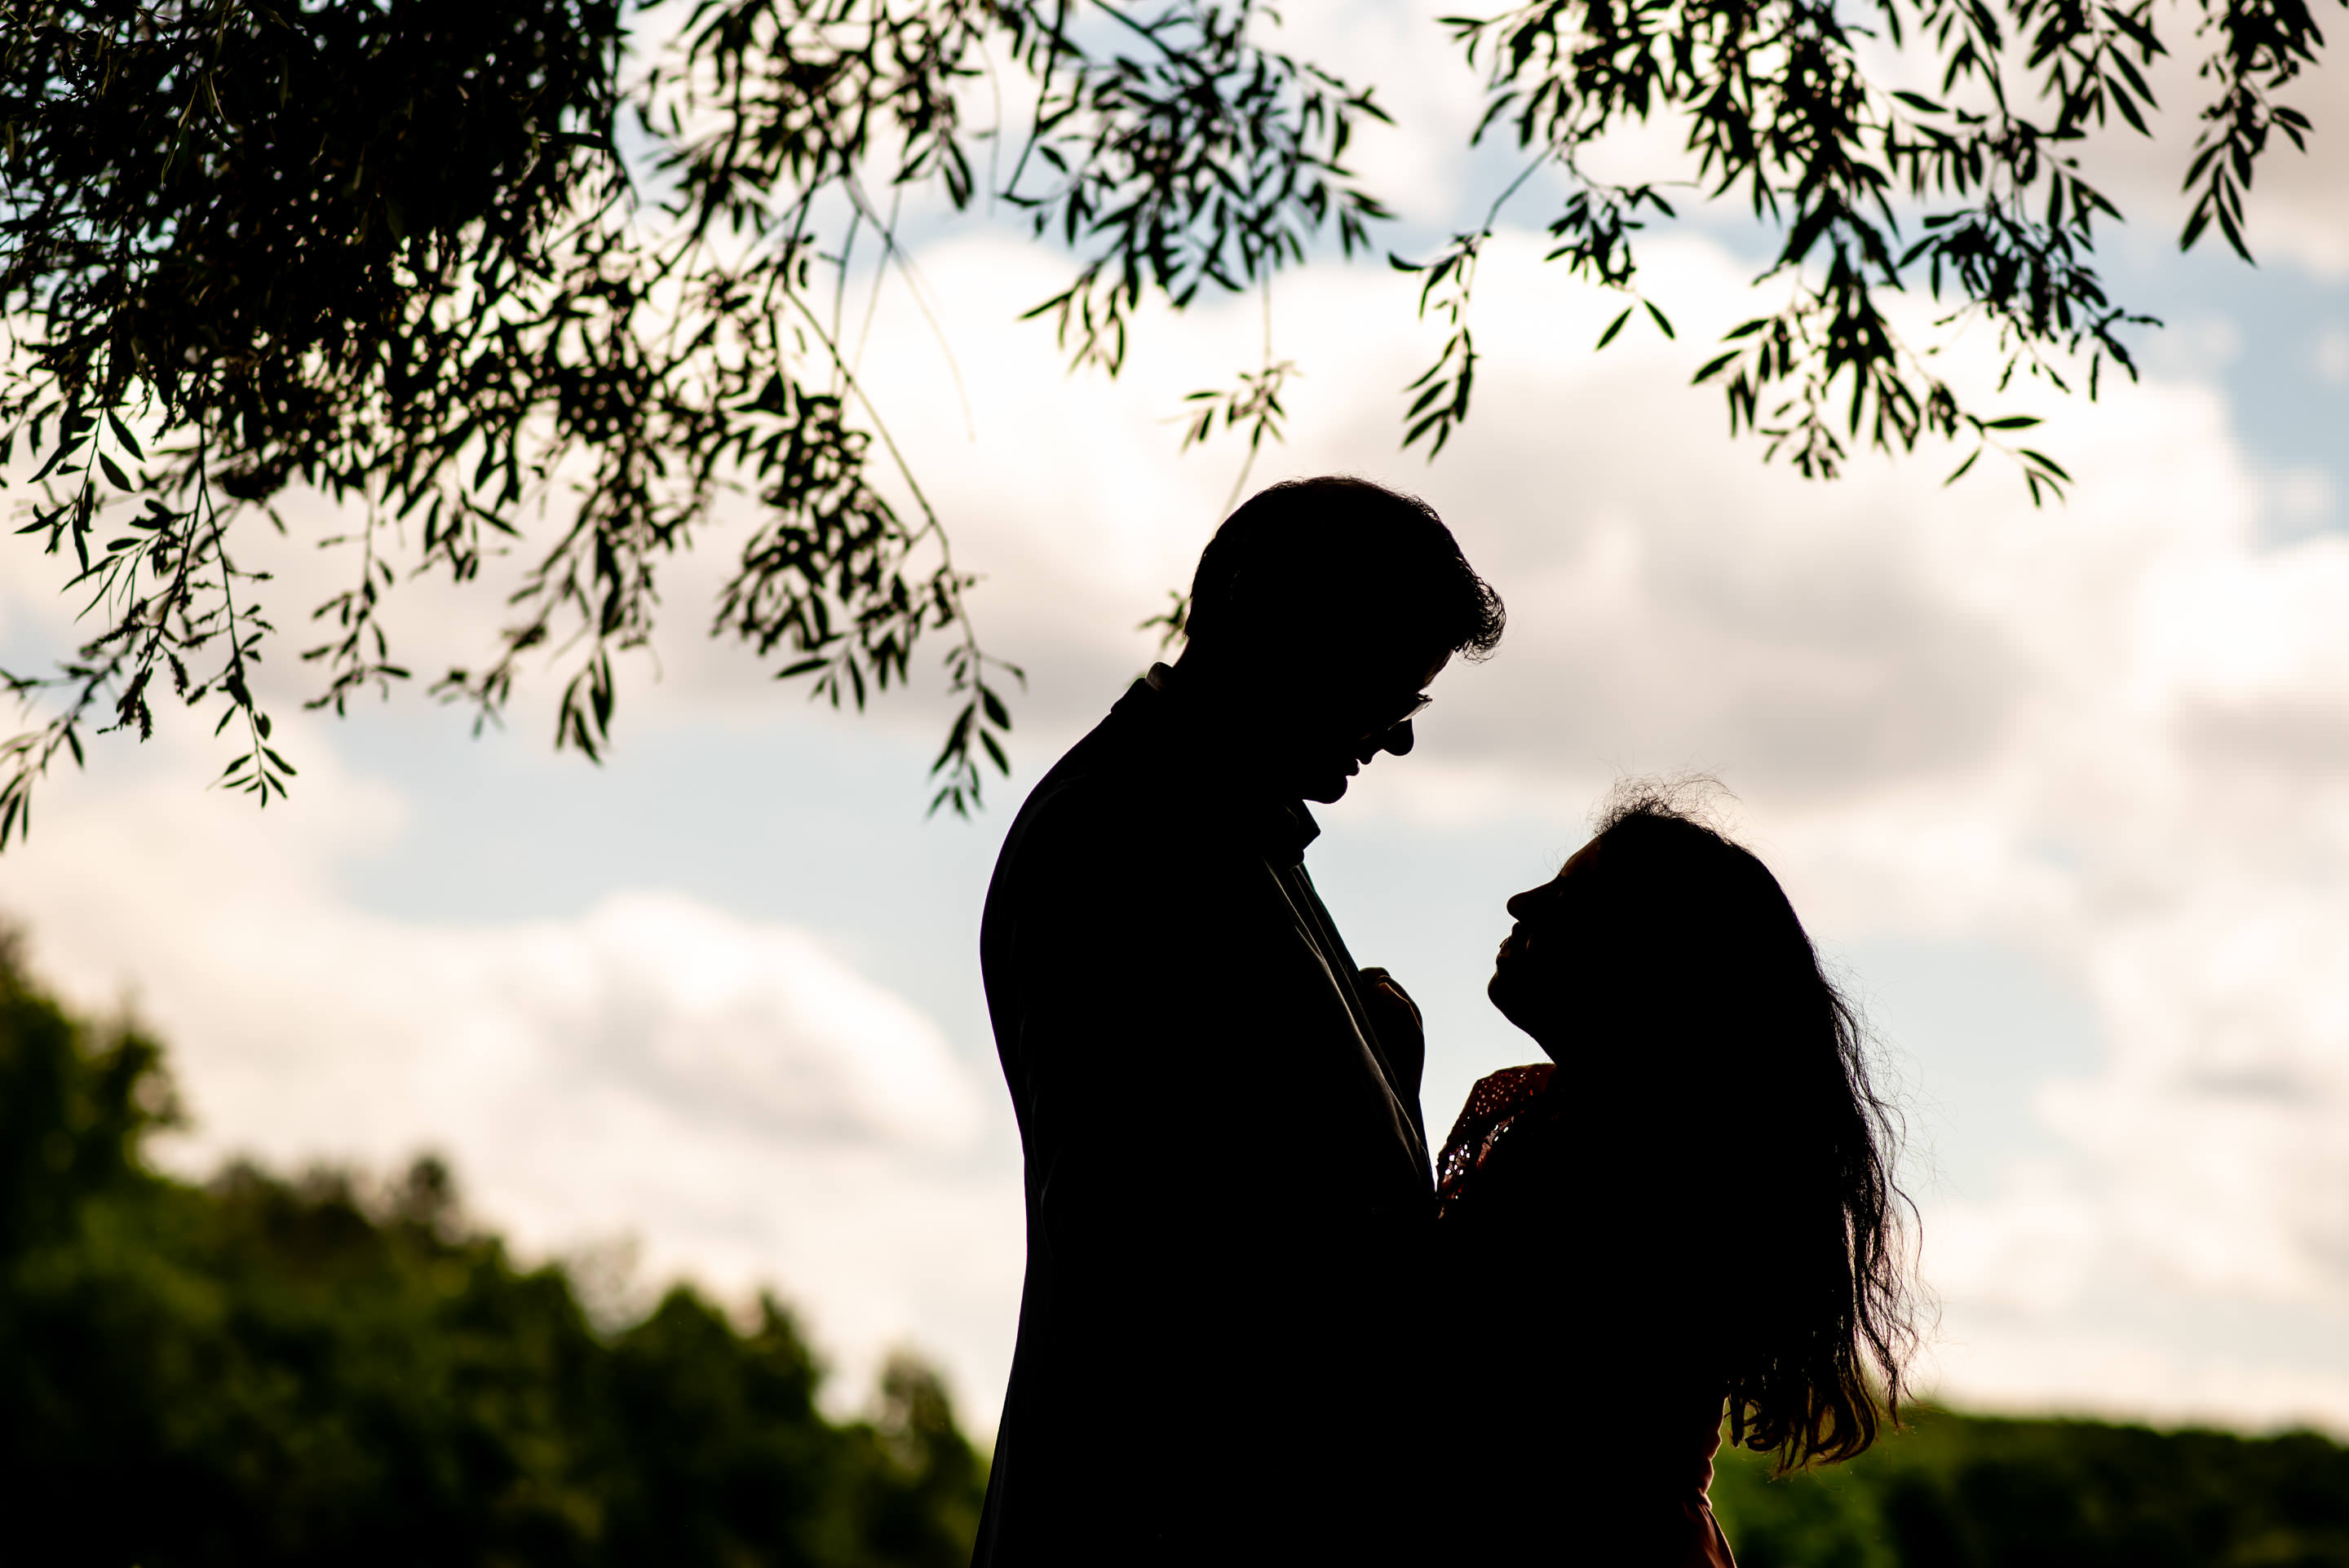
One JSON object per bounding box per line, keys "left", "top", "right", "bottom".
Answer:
{"left": 1431, "top": 785, "right": 1918, "bottom": 1564}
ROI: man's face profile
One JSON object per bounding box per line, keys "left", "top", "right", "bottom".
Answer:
{"left": 1267, "top": 643, "right": 1450, "bottom": 804}
{"left": 1175, "top": 477, "right": 1500, "bottom": 804}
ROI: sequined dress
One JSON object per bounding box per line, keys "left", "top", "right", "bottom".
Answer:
{"left": 1434, "top": 1063, "right": 1740, "bottom": 1567}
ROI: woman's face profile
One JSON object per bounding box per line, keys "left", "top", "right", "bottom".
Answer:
{"left": 1488, "top": 837, "right": 1605, "bottom": 1037}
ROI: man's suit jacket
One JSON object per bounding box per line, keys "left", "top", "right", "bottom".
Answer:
{"left": 971, "top": 673, "right": 1436, "bottom": 1566}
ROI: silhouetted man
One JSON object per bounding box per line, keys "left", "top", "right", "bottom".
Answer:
{"left": 973, "top": 478, "right": 1505, "bottom": 1564}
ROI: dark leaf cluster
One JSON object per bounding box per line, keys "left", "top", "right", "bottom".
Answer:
{"left": 0, "top": 0, "right": 1383, "bottom": 828}
{"left": 1003, "top": 0, "right": 1393, "bottom": 373}
{"left": 2, "top": 0, "right": 633, "bottom": 835}
{"left": 0, "top": 0, "right": 2332, "bottom": 828}
{"left": 1403, "top": 0, "right": 2334, "bottom": 494}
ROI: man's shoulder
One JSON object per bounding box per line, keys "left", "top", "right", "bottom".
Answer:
{"left": 990, "top": 693, "right": 1257, "bottom": 910}
{"left": 988, "top": 703, "right": 1139, "bottom": 889}
{"left": 1009, "top": 678, "right": 1207, "bottom": 828}
{"left": 1008, "top": 712, "right": 1146, "bottom": 836}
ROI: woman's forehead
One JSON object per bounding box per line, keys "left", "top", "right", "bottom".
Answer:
{"left": 1556, "top": 837, "right": 1604, "bottom": 878}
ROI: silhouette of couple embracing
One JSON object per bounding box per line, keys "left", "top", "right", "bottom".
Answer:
{"left": 973, "top": 478, "right": 1918, "bottom": 1566}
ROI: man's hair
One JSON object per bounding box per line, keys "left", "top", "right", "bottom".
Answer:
{"left": 1184, "top": 477, "right": 1505, "bottom": 663}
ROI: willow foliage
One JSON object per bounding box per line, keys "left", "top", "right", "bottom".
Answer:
{"left": 0, "top": 0, "right": 2328, "bottom": 832}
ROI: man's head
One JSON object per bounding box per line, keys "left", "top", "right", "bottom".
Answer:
{"left": 1174, "top": 476, "right": 1503, "bottom": 802}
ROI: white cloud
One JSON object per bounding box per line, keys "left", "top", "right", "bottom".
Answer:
{"left": 2141, "top": 314, "right": 2246, "bottom": 382}
{"left": 2261, "top": 467, "right": 2338, "bottom": 535}
{"left": 7, "top": 178, "right": 2348, "bottom": 1442}
{"left": 0, "top": 726, "right": 1020, "bottom": 1421}
{"left": 1918, "top": 1320, "right": 2349, "bottom": 1436}
{"left": 2319, "top": 328, "right": 2349, "bottom": 384}
{"left": 834, "top": 229, "right": 2349, "bottom": 1421}
{"left": 1922, "top": 1157, "right": 2111, "bottom": 1314}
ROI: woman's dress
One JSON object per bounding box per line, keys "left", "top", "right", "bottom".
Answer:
{"left": 1433, "top": 1063, "right": 1739, "bottom": 1567}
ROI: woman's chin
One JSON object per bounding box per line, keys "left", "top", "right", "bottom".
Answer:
{"left": 1486, "top": 969, "right": 1536, "bottom": 1032}
{"left": 1489, "top": 970, "right": 1568, "bottom": 1060}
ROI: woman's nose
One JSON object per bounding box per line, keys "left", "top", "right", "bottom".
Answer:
{"left": 1505, "top": 886, "right": 1541, "bottom": 921}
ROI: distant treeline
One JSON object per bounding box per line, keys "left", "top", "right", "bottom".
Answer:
{"left": 1712, "top": 1380, "right": 2349, "bottom": 1564}
{"left": 0, "top": 934, "right": 984, "bottom": 1566}
{"left": 1710, "top": 1408, "right": 2349, "bottom": 1568}
{"left": 6, "top": 934, "right": 2347, "bottom": 1567}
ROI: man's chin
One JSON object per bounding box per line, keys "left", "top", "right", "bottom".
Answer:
{"left": 1296, "top": 765, "right": 1371, "bottom": 802}
{"left": 1293, "top": 756, "right": 1364, "bottom": 805}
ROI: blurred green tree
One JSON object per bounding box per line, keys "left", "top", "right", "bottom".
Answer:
{"left": 6, "top": 927, "right": 2349, "bottom": 1561}
{"left": 0, "top": 0, "right": 2334, "bottom": 831}
{"left": 1713, "top": 1406, "right": 2349, "bottom": 1567}
{"left": 0, "top": 930, "right": 989, "bottom": 1567}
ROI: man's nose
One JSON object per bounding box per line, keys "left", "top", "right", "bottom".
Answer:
{"left": 1377, "top": 718, "right": 1415, "bottom": 757}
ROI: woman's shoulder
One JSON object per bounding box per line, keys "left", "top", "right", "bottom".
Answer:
{"left": 1436, "top": 1063, "right": 1559, "bottom": 1206}
{"left": 1456, "top": 1064, "right": 1557, "bottom": 1129}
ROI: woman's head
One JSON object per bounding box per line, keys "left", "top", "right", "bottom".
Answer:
{"left": 1489, "top": 780, "right": 1918, "bottom": 1470}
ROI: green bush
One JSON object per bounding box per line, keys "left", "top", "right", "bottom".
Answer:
{"left": 11, "top": 925, "right": 2348, "bottom": 1566}
{"left": 0, "top": 934, "right": 985, "bottom": 1568}
{"left": 1714, "top": 1407, "right": 2349, "bottom": 1567}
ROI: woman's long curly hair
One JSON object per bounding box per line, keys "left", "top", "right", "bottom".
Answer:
{"left": 1570, "top": 781, "right": 1920, "bottom": 1472}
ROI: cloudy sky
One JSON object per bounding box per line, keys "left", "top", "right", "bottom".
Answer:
{"left": 5, "top": 0, "right": 2348, "bottom": 1442}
